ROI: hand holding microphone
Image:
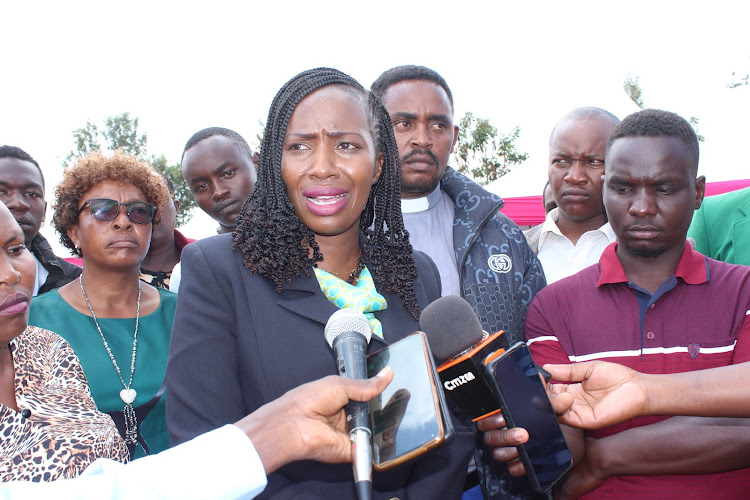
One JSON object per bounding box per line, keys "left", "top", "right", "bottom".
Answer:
{"left": 325, "top": 308, "right": 373, "bottom": 500}
{"left": 420, "top": 296, "right": 573, "bottom": 494}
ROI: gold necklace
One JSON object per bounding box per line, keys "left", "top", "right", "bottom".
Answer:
{"left": 320, "top": 253, "right": 365, "bottom": 285}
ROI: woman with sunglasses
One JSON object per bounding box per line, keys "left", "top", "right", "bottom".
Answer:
{"left": 29, "top": 151, "right": 177, "bottom": 460}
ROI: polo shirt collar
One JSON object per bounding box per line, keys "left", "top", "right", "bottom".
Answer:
{"left": 673, "top": 242, "right": 708, "bottom": 284}
{"left": 597, "top": 241, "right": 708, "bottom": 287}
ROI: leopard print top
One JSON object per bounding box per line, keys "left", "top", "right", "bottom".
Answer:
{"left": 0, "top": 326, "right": 129, "bottom": 482}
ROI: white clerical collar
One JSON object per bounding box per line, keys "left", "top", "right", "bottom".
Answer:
{"left": 401, "top": 186, "right": 442, "bottom": 214}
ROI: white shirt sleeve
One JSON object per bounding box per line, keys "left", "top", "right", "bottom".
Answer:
{"left": 0, "top": 425, "right": 267, "bottom": 500}
{"left": 169, "top": 261, "right": 182, "bottom": 293}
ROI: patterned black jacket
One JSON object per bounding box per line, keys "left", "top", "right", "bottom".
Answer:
{"left": 441, "top": 169, "right": 549, "bottom": 499}
{"left": 441, "top": 167, "right": 546, "bottom": 345}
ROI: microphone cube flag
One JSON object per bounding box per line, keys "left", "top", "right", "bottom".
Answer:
{"left": 437, "top": 330, "right": 507, "bottom": 421}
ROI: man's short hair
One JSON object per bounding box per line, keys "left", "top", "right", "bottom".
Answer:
{"left": 0, "top": 145, "right": 45, "bottom": 189}
{"left": 550, "top": 107, "right": 620, "bottom": 144}
{"left": 606, "top": 109, "right": 699, "bottom": 174}
{"left": 181, "top": 127, "right": 252, "bottom": 161}
{"left": 371, "top": 65, "right": 454, "bottom": 110}
{"left": 157, "top": 171, "right": 176, "bottom": 196}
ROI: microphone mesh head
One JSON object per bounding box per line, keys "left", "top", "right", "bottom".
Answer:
{"left": 324, "top": 308, "right": 373, "bottom": 348}
{"left": 419, "top": 295, "right": 485, "bottom": 360}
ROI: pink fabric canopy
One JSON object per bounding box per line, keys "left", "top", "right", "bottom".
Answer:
{"left": 500, "top": 179, "right": 750, "bottom": 227}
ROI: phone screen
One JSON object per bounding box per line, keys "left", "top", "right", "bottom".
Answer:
{"left": 487, "top": 343, "right": 572, "bottom": 492}
{"left": 367, "top": 332, "right": 447, "bottom": 469}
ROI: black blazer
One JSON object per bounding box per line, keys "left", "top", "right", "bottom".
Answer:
{"left": 167, "top": 234, "right": 474, "bottom": 499}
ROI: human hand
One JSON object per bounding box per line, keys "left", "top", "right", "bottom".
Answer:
{"left": 476, "top": 413, "right": 529, "bottom": 476}
{"left": 475, "top": 373, "right": 574, "bottom": 477}
{"left": 554, "top": 438, "right": 606, "bottom": 499}
{"left": 544, "top": 361, "right": 649, "bottom": 430}
{"left": 237, "top": 367, "right": 394, "bottom": 474}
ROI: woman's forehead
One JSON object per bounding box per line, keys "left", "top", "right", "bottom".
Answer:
{"left": 287, "top": 86, "right": 370, "bottom": 133}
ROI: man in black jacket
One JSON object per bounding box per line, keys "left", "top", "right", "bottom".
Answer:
{"left": 0, "top": 145, "right": 81, "bottom": 294}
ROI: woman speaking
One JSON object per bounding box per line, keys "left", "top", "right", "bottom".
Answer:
{"left": 167, "top": 68, "right": 472, "bottom": 499}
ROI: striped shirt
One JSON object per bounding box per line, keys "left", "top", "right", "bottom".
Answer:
{"left": 527, "top": 241, "right": 750, "bottom": 498}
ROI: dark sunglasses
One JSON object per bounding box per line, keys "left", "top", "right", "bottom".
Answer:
{"left": 77, "top": 198, "right": 157, "bottom": 225}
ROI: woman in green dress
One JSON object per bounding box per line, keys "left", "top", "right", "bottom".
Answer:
{"left": 29, "top": 151, "right": 177, "bottom": 459}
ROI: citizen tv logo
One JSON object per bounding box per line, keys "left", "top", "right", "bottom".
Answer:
{"left": 443, "top": 371, "right": 476, "bottom": 390}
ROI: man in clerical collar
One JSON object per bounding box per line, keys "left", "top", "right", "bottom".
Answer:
{"left": 372, "top": 64, "right": 546, "bottom": 500}
{"left": 372, "top": 65, "right": 545, "bottom": 346}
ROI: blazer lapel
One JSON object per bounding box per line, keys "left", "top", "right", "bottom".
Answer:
{"left": 277, "top": 272, "right": 340, "bottom": 327}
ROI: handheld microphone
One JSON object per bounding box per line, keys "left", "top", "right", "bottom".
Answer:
{"left": 420, "top": 296, "right": 509, "bottom": 422}
{"left": 422, "top": 297, "right": 558, "bottom": 497}
{"left": 325, "top": 308, "right": 373, "bottom": 500}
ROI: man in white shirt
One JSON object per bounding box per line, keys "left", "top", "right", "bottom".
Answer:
{"left": 524, "top": 108, "right": 619, "bottom": 283}
{"left": 0, "top": 370, "right": 394, "bottom": 500}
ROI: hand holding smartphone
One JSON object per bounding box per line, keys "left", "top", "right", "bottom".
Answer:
{"left": 484, "top": 342, "right": 572, "bottom": 493}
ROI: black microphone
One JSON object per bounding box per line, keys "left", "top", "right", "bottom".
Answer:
{"left": 422, "top": 297, "right": 556, "bottom": 498}
{"left": 420, "top": 296, "right": 509, "bottom": 422}
{"left": 21, "top": 409, "right": 31, "bottom": 419}
{"left": 324, "top": 308, "right": 373, "bottom": 500}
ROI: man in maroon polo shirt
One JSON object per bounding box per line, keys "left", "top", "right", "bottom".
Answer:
{"left": 480, "top": 109, "right": 750, "bottom": 498}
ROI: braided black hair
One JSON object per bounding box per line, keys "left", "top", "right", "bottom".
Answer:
{"left": 232, "top": 68, "right": 420, "bottom": 319}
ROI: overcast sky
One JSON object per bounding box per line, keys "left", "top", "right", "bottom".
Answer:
{"left": 3, "top": 0, "right": 749, "bottom": 201}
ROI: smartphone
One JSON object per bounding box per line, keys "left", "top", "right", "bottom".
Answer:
{"left": 484, "top": 342, "right": 572, "bottom": 493}
{"left": 367, "top": 331, "right": 454, "bottom": 471}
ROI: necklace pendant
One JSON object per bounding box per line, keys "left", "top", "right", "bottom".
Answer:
{"left": 120, "top": 388, "right": 137, "bottom": 404}
{"left": 123, "top": 403, "right": 139, "bottom": 445}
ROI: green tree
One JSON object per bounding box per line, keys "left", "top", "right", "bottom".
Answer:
{"left": 64, "top": 113, "right": 196, "bottom": 224}
{"left": 452, "top": 112, "right": 528, "bottom": 185}
{"left": 252, "top": 119, "right": 265, "bottom": 153}
{"left": 64, "top": 112, "right": 147, "bottom": 165}
{"left": 150, "top": 155, "right": 197, "bottom": 227}
{"left": 103, "top": 112, "right": 147, "bottom": 157}
{"left": 623, "top": 75, "right": 704, "bottom": 142}
{"left": 726, "top": 71, "right": 749, "bottom": 89}
{"left": 688, "top": 116, "right": 705, "bottom": 143}
{"left": 624, "top": 75, "right": 646, "bottom": 109}
{"left": 64, "top": 120, "right": 101, "bottom": 166}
